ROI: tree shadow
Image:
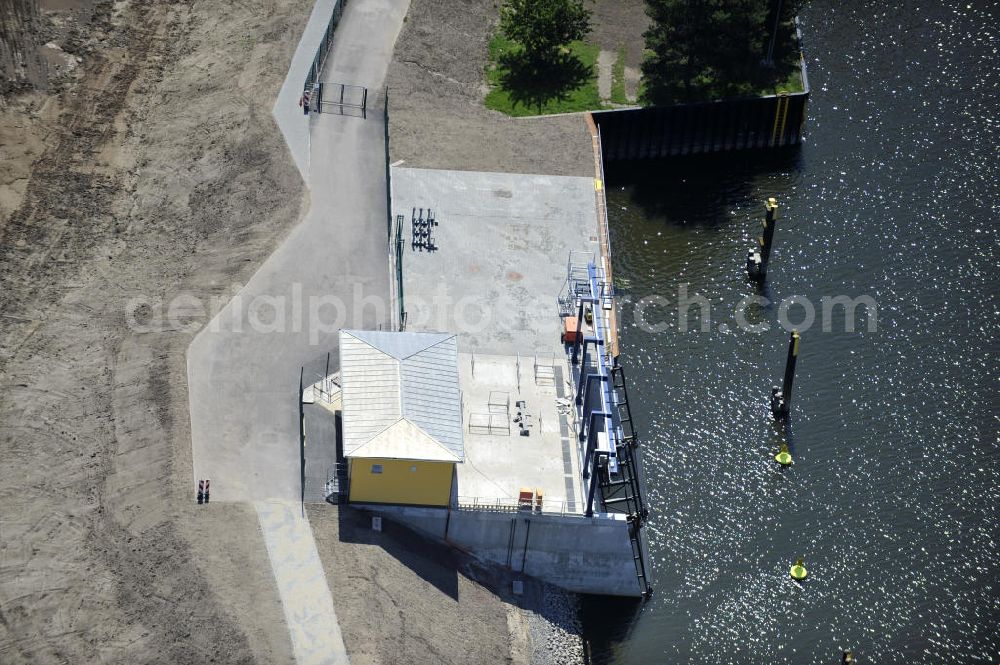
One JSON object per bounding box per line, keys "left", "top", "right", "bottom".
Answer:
{"left": 604, "top": 148, "right": 803, "bottom": 227}
{"left": 498, "top": 49, "right": 592, "bottom": 113}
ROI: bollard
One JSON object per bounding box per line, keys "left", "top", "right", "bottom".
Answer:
{"left": 747, "top": 198, "right": 779, "bottom": 281}
{"left": 771, "top": 329, "right": 799, "bottom": 419}
{"left": 204, "top": 479, "right": 210, "bottom": 504}
{"left": 197, "top": 479, "right": 204, "bottom": 505}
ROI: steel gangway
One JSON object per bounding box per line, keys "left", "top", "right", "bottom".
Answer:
{"left": 600, "top": 362, "right": 653, "bottom": 597}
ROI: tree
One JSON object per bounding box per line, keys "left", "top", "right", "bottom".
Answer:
{"left": 500, "top": 0, "right": 591, "bottom": 62}
{"left": 641, "top": 0, "right": 716, "bottom": 104}
{"left": 641, "top": 0, "right": 802, "bottom": 106}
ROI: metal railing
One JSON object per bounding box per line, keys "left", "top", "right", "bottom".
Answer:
{"left": 455, "top": 496, "right": 601, "bottom": 519}
{"left": 303, "top": 0, "right": 345, "bottom": 94}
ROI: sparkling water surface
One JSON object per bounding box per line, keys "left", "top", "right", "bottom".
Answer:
{"left": 583, "top": 2, "right": 999, "bottom": 662}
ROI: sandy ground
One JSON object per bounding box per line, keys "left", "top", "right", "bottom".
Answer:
{"left": 1, "top": 0, "right": 306, "bottom": 662}
{"left": 385, "top": 0, "right": 650, "bottom": 174}
{"left": 386, "top": 0, "right": 594, "bottom": 177}
{"left": 309, "top": 505, "right": 584, "bottom": 665}
{"left": 1, "top": 1, "right": 588, "bottom": 663}
{"left": 588, "top": 0, "right": 650, "bottom": 71}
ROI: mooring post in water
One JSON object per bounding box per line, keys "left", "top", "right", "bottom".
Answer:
{"left": 747, "top": 197, "right": 779, "bottom": 281}
{"left": 770, "top": 329, "right": 799, "bottom": 418}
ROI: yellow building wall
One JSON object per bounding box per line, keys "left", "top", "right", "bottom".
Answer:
{"left": 348, "top": 458, "right": 454, "bottom": 507}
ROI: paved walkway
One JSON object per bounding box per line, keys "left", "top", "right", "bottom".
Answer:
{"left": 188, "top": 0, "right": 409, "bottom": 504}
{"left": 188, "top": 0, "right": 410, "bottom": 663}
{"left": 256, "top": 500, "right": 349, "bottom": 665}
{"left": 273, "top": 0, "right": 339, "bottom": 181}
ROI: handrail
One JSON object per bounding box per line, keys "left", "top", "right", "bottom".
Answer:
{"left": 588, "top": 263, "right": 619, "bottom": 472}
{"left": 303, "top": 0, "right": 344, "bottom": 94}
{"left": 454, "top": 496, "right": 623, "bottom": 520}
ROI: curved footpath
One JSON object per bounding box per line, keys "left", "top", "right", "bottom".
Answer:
{"left": 188, "top": 0, "right": 409, "bottom": 663}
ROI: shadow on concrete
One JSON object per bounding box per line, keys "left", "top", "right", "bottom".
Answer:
{"left": 498, "top": 50, "right": 592, "bottom": 114}
{"left": 603, "top": 148, "right": 803, "bottom": 227}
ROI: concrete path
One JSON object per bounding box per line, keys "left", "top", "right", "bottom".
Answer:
{"left": 273, "top": 0, "right": 339, "bottom": 181}
{"left": 597, "top": 49, "right": 614, "bottom": 102}
{"left": 188, "top": 1, "right": 409, "bottom": 663}
{"left": 256, "top": 500, "right": 349, "bottom": 665}
{"left": 188, "top": 0, "right": 410, "bottom": 503}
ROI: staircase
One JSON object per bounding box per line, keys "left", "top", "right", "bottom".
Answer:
{"left": 323, "top": 461, "right": 349, "bottom": 504}
{"left": 601, "top": 362, "right": 653, "bottom": 597}
{"left": 770, "top": 93, "right": 790, "bottom": 146}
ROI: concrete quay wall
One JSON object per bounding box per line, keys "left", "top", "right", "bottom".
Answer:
{"left": 355, "top": 505, "right": 642, "bottom": 597}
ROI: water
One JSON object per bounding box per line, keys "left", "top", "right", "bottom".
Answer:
{"left": 584, "top": 2, "right": 999, "bottom": 663}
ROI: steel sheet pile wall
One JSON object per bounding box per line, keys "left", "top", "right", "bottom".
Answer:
{"left": 594, "top": 92, "right": 808, "bottom": 160}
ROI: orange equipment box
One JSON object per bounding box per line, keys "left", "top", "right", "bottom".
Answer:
{"left": 562, "top": 316, "right": 580, "bottom": 344}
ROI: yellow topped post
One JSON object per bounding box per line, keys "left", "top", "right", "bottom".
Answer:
{"left": 790, "top": 557, "right": 808, "bottom": 580}
{"left": 749, "top": 198, "right": 779, "bottom": 282}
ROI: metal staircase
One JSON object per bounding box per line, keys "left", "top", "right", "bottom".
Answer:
{"left": 559, "top": 251, "right": 596, "bottom": 316}
{"left": 601, "top": 362, "right": 653, "bottom": 597}
{"left": 325, "top": 461, "right": 349, "bottom": 504}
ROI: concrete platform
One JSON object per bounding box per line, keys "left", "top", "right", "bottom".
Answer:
{"left": 355, "top": 504, "right": 642, "bottom": 596}
{"left": 456, "top": 353, "right": 586, "bottom": 515}
{"left": 391, "top": 167, "right": 600, "bottom": 356}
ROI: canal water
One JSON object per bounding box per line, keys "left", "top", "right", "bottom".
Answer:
{"left": 584, "top": 2, "right": 999, "bottom": 663}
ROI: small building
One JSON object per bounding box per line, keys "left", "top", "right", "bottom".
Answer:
{"left": 339, "top": 330, "right": 463, "bottom": 507}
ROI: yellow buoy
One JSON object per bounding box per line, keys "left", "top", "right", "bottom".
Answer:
{"left": 775, "top": 443, "right": 793, "bottom": 466}
{"left": 790, "top": 557, "right": 808, "bottom": 580}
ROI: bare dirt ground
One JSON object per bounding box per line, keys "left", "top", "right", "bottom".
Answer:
{"left": 386, "top": 0, "right": 650, "bottom": 174}
{"left": 590, "top": 0, "right": 650, "bottom": 104}
{"left": 589, "top": 0, "right": 649, "bottom": 71}
{"left": 309, "top": 505, "right": 584, "bottom": 665}
{"left": 2, "top": 1, "right": 583, "bottom": 663}
{"left": 386, "top": 0, "right": 594, "bottom": 177}
{"left": 310, "top": 505, "right": 522, "bottom": 665}
{"left": 1, "top": 0, "right": 308, "bottom": 662}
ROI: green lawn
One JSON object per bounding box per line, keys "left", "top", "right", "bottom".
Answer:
{"left": 769, "top": 60, "right": 804, "bottom": 95}
{"left": 484, "top": 33, "right": 606, "bottom": 117}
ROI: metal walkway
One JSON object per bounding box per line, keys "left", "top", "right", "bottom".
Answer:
{"left": 603, "top": 363, "right": 653, "bottom": 597}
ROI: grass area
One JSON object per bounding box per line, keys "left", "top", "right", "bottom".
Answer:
{"left": 769, "top": 60, "right": 804, "bottom": 95}
{"left": 610, "top": 45, "right": 627, "bottom": 105}
{"left": 484, "top": 32, "right": 605, "bottom": 117}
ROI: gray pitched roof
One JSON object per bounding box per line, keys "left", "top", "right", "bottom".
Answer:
{"left": 339, "top": 330, "right": 464, "bottom": 461}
